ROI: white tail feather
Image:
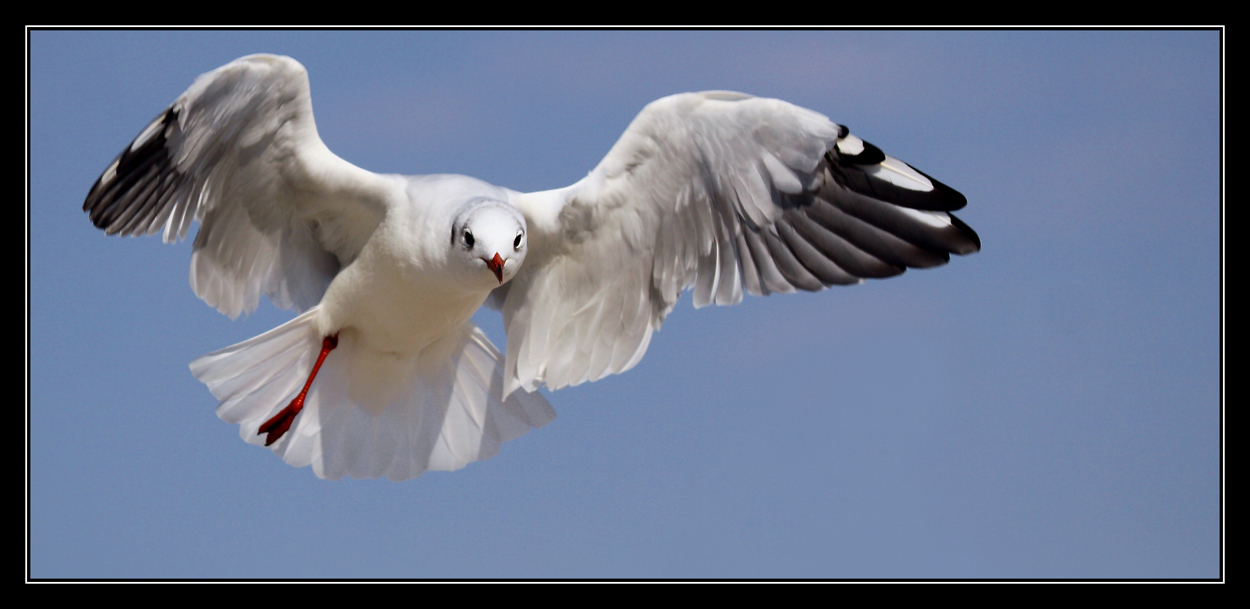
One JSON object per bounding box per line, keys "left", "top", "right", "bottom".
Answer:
{"left": 189, "top": 307, "right": 556, "bottom": 480}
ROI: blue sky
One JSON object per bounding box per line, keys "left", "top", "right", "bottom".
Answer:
{"left": 29, "top": 30, "right": 1221, "bottom": 579}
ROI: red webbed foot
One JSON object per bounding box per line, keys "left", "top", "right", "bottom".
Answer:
{"left": 259, "top": 397, "right": 304, "bottom": 446}
{"left": 257, "top": 333, "right": 339, "bottom": 447}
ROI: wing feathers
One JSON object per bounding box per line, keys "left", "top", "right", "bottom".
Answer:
{"left": 827, "top": 146, "right": 968, "bottom": 212}
{"left": 762, "top": 226, "right": 826, "bottom": 292}
{"left": 504, "top": 92, "right": 980, "bottom": 394}
{"left": 786, "top": 210, "right": 904, "bottom": 278}
{"left": 86, "top": 108, "right": 186, "bottom": 236}
{"left": 830, "top": 186, "right": 979, "bottom": 256}
{"left": 800, "top": 195, "right": 950, "bottom": 269}
{"left": 776, "top": 220, "right": 864, "bottom": 286}
{"left": 83, "top": 54, "right": 392, "bottom": 318}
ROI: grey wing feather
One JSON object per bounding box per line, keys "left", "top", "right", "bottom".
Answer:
{"left": 501, "top": 92, "right": 979, "bottom": 395}
{"left": 83, "top": 54, "right": 392, "bottom": 318}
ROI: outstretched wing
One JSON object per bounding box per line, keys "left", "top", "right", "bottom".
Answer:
{"left": 499, "top": 91, "right": 980, "bottom": 395}
{"left": 83, "top": 54, "right": 397, "bottom": 318}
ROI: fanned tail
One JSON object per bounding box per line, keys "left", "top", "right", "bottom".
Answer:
{"left": 189, "top": 307, "right": 556, "bottom": 480}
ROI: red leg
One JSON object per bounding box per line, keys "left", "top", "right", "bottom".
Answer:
{"left": 259, "top": 333, "right": 339, "bottom": 446}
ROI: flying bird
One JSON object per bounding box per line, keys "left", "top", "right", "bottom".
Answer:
{"left": 83, "top": 54, "right": 980, "bottom": 481}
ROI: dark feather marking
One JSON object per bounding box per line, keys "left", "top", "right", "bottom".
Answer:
{"left": 948, "top": 213, "right": 982, "bottom": 253}
{"left": 110, "top": 162, "right": 170, "bottom": 235}
{"left": 128, "top": 168, "right": 183, "bottom": 235}
{"left": 825, "top": 183, "right": 976, "bottom": 256}
{"left": 775, "top": 219, "right": 859, "bottom": 286}
{"left": 734, "top": 230, "right": 764, "bottom": 296}
{"left": 84, "top": 106, "right": 182, "bottom": 234}
{"left": 785, "top": 211, "right": 903, "bottom": 279}
{"left": 836, "top": 139, "right": 886, "bottom": 165}
{"left": 741, "top": 227, "right": 791, "bottom": 294}
{"left": 802, "top": 195, "right": 949, "bottom": 269}
{"left": 825, "top": 145, "right": 967, "bottom": 212}
{"left": 761, "top": 226, "right": 824, "bottom": 291}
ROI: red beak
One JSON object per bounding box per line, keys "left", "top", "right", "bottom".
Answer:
{"left": 486, "top": 253, "right": 505, "bottom": 284}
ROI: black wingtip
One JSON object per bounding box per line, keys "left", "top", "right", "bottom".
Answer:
{"left": 912, "top": 167, "right": 968, "bottom": 212}
{"left": 826, "top": 140, "right": 968, "bottom": 213}
{"left": 82, "top": 106, "right": 179, "bottom": 235}
{"left": 949, "top": 213, "right": 981, "bottom": 254}
{"left": 837, "top": 139, "right": 887, "bottom": 166}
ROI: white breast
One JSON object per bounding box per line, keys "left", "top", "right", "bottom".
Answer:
{"left": 316, "top": 175, "right": 513, "bottom": 356}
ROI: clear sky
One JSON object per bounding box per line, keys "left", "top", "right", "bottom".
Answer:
{"left": 29, "top": 30, "right": 1221, "bottom": 579}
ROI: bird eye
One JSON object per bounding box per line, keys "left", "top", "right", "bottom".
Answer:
{"left": 514, "top": 232, "right": 523, "bottom": 250}
{"left": 463, "top": 230, "right": 474, "bottom": 248}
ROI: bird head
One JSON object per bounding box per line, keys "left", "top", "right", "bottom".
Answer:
{"left": 450, "top": 198, "right": 528, "bottom": 288}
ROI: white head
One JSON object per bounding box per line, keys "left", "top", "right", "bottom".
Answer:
{"left": 450, "top": 198, "right": 528, "bottom": 288}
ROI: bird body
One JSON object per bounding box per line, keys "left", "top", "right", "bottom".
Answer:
{"left": 316, "top": 175, "right": 520, "bottom": 358}
{"left": 84, "top": 54, "right": 979, "bottom": 480}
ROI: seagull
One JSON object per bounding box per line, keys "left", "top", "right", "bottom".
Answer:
{"left": 83, "top": 54, "right": 980, "bottom": 481}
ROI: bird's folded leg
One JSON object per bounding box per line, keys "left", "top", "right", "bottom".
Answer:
{"left": 259, "top": 333, "right": 339, "bottom": 446}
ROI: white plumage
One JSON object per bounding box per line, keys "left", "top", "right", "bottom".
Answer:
{"left": 84, "top": 54, "right": 979, "bottom": 481}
